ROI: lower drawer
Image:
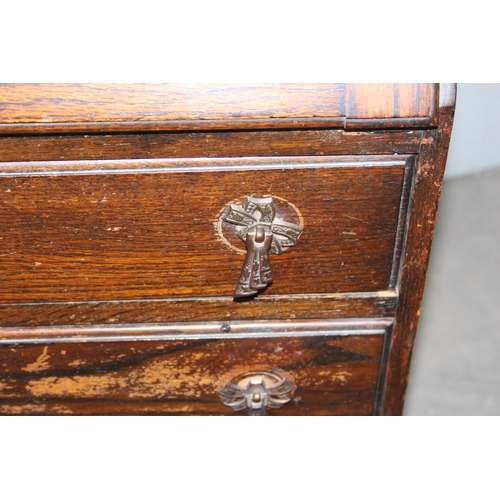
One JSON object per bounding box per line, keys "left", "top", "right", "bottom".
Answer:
{"left": 0, "top": 320, "right": 388, "bottom": 415}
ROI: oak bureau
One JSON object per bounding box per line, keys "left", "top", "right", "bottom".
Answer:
{"left": 0, "top": 84, "right": 456, "bottom": 415}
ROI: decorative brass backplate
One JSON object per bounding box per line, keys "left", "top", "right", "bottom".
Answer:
{"left": 218, "top": 370, "right": 295, "bottom": 416}
{"left": 221, "top": 196, "right": 304, "bottom": 298}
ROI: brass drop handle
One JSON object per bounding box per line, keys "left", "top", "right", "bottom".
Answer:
{"left": 218, "top": 370, "right": 295, "bottom": 416}
{"left": 222, "top": 196, "right": 304, "bottom": 298}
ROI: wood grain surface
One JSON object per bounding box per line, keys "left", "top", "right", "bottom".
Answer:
{"left": 347, "top": 83, "right": 433, "bottom": 119}
{"left": 0, "top": 84, "right": 437, "bottom": 133}
{"left": 0, "top": 292, "right": 397, "bottom": 328}
{"left": 0, "top": 332, "right": 384, "bottom": 415}
{"left": 381, "top": 84, "right": 457, "bottom": 415}
{"left": 0, "top": 156, "right": 409, "bottom": 303}
{"left": 0, "top": 83, "right": 456, "bottom": 416}
{"left": 0, "top": 129, "right": 424, "bottom": 162}
{"left": 0, "top": 84, "right": 346, "bottom": 122}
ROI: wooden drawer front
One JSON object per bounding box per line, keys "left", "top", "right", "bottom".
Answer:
{"left": 0, "top": 156, "right": 411, "bottom": 305}
{"left": 0, "top": 325, "right": 385, "bottom": 415}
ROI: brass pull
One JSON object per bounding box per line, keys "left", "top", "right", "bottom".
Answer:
{"left": 218, "top": 370, "right": 295, "bottom": 416}
{"left": 222, "top": 196, "right": 303, "bottom": 298}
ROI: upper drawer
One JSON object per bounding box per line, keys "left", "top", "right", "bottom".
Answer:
{"left": 0, "top": 155, "right": 412, "bottom": 304}
{"left": 0, "top": 84, "right": 438, "bottom": 133}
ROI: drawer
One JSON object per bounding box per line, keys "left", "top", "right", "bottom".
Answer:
{"left": 0, "top": 320, "right": 388, "bottom": 416}
{"left": 0, "top": 155, "right": 412, "bottom": 325}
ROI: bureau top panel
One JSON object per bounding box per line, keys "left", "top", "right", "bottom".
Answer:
{"left": 0, "top": 84, "right": 438, "bottom": 134}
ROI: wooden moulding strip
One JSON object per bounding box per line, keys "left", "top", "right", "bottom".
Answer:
{"left": 0, "top": 154, "right": 412, "bottom": 176}
{"left": 0, "top": 317, "right": 394, "bottom": 344}
{"left": 0, "top": 118, "right": 348, "bottom": 135}
{"left": 0, "top": 291, "right": 399, "bottom": 328}
{"left": 0, "top": 130, "right": 425, "bottom": 163}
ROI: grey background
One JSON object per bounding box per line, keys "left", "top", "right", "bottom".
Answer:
{"left": 404, "top": 83, "right": 500, "bottom": 415}
{"left": 445, "top": 84, "right": 500, "bottom": 179}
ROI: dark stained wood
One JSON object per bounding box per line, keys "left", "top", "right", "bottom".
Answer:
{"left": 0, "top": 118, "right": 348, "bottom": 135}
{"left": 389, "top": 156, "right": 415, "bottom": 287}
{"left": 0, "top": 156, "right": 410, "bottom": 303}
{"left": 0, "top": 332, "right": 384, "bottom": 415}
{"left": 0, "top": 129, "right": 424, "bottom": 162}
{"left": 381, "top": 84, "right": 457, "bottom": 415}
{"left": 0, "top": 83, "right": 456, "bottom": 416}
{"left": 0, "top": 318, "right": 392, "bottom": 343}
{"left": 0, "top": 292, "right": 397, "bottom": 327}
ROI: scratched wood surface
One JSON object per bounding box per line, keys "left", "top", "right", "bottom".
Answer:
{"left": 0, "top": 156, "right": 408, "bottom": 303}
{"left": 0, "top": 84, "right": 435, "bottom": 133}
{"left": 0, "top": 129, "right": 424, "bottom": 162}
{"left": 0, "top": 333, "right": 384, "bottom": 416}
{"left": 0, "top": 293, "right": 398, "bottom": 328}
{"left": 382, "top": 84, "right": 457, "bottom": 415}
{"left": 0, "top": 83, "right": 456, "bottom": 416}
